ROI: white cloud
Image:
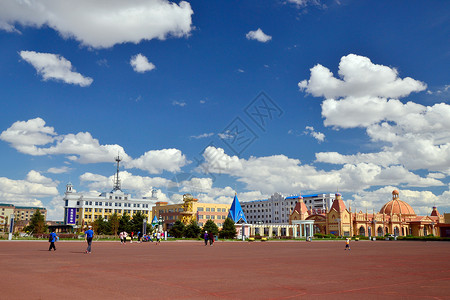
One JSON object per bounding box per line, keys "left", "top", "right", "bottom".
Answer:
{"left": 298, "top": 54, "right": 426, "bottom": 99}
{"left": 197, "top": 147, "right": 442, "bottom": 195}
{"left": 47, "top": 166, "right": 71, "bottom": 174}
{"left": 246, "top": 28, "right": 272, "bottom": 43}
{"left": 1, "top": 118, "right": 190, "bottom": 174}
{"left": 1, "top": 0, "right": 193, "bottom": 49}
{"left": 304, "top": 126, "right": 325, "bottom": 142}
{"left": 126, "top": 149, "right": 189, "bottom": 174}
{"left": 172, "top": 100, "right": 187, "bottom": 107}
{"left": 19, "top": 51, "right": 93, "bottom": 86}
{"left": 300, "top": 54, "right": 450, "bottom": 174}
{"left": 0, "top": 171, "right": 59, "bottom": 210}
{"left": 190, "top": 133, "right": 214, "bottom": 139}
{"left": 130, "top": 53, "right": 156, "bottom": 73}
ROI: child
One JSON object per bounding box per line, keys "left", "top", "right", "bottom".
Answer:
{"left": 345, "top": 238, "right": 351, "bottom": 250}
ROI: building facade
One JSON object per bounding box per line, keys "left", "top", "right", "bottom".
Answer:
{"left": 289, "top": 190, "right": 447, "bottom": 237}
{"left": 241, "top": 192, "right": 334, "bottom": 225}
{"left": 63, "top": 156, "right": 157, "bottom": 227}
{"left": 152, "top": 200, "right": 230, "bottom": 230}
{"left": 0, "top": 203, "right": 47, "bottom": 233}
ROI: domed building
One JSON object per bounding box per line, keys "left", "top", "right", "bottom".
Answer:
{"left": 289, "top": 190, "right": 445, "bottom": 237}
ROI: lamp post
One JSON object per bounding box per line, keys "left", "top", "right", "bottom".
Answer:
{"left": 158, "top": 216, "right": 163, "bottom": 233}
{"left": 336, "top": 218, "right": 341, "bottom": 237}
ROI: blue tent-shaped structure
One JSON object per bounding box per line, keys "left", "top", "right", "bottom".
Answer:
{"left": 228, "top": 194, "right": 247, "bottom": 224}
{"left": 151, "top": 216, "right": 158, "bottom": 226}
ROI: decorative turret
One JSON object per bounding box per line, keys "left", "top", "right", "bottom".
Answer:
{"left": 430, "top": 206, "right": 441, "bottom": 217}
{"left": 65, "top": 182, "right": 73, "bottom": 194}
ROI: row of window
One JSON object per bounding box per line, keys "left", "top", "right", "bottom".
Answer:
{"left": 196, "top": 207, "right": 227, "bottom": 212}
{"left": 198, "top": 215, "right": 227, "bottom": 220}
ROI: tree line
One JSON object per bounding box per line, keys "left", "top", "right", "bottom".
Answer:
{"left": 169, "top": 218, "right": 237, "bottom": 239}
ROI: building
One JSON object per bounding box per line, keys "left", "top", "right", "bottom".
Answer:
{"left": 0, "top": 203, "right": 47, "bottom": 233}
{"left": 0, "top": 204, "right": 15, "bottom": 232}
{"left": 289, "top": 190, "right": 447, "bottom": 237}
{"left": 63, "top": 156, "right": 157, "bottom": 227}
{"left": 241, "top": 192, "right": 333, "bottom": 225}
{"left": 152, "top": 197, "right": 230, "bottom": 230}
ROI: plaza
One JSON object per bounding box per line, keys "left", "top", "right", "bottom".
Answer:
{"left": 0, "top": 240, "right": 449, "bottom": 299}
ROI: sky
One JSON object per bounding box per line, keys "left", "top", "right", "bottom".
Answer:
{"left": 0, "top": 0, "right": 449, "bottom": 220}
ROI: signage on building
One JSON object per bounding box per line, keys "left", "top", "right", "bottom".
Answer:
{"left": 66, "top": 208, "right": 76, "bottom": 224}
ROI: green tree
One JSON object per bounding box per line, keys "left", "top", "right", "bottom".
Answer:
{"left": 93, "top": 217, "right": 110, "bottom": 235}
{"left": 23, "top": 209, "right": 47, "bottom": 234}
{"left": 108, "top": 213, "right": 120, "bottom": 236}
{"left": 118, "top": 213, "right": 131, "bottom": 233}
{"left": 130, "top": 211, "right": 146, "bottom": 233}
{"left": 219, "top": 218, "right": 236, "bottom": 239}
{"left": 202, "top": 220, "right": 219, "bottom": 236}
{"left": 184, "top": 220, "right": 201, "bottom": 238}
{"left": 169, "top": 220, "right": 185, "bottom": 238}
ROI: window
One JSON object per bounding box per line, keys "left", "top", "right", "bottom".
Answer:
{"left": 77, "top": 201, "right": 80, "bottom": 205}
{"left": 85, "top": 201, "right": 89, "bottom": 205}
{"left": 211, "top": 208, "right": 215, "bottom": 212}
{"left": 206, "top": 208, "right": 210, "bottom": 212}
{"left": 222, "top": 208, "right": 226, "bottom": 212}
{"left": 197, "top": 207, "right": 204, "bottom": 212}
{"left": 206, "top": 215, "right": 210, "bottom": 219}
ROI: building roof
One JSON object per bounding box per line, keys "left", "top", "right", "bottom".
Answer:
{"left": 228, "top": 194, "right": 247, "bottom": 224}
{"left": 379, "top": 191, "right": 415, "bottom": 216}
{"left": 330, "top": 194, "right": 347, "bottom": 212}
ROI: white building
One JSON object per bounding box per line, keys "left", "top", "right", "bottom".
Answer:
{"left": 241, "top": 193, "right": 335, "bottom": 225}
{"left": 63, "top": 156, "right": 157, "bottom": 226}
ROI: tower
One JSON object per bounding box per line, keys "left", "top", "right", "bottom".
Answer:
{"left": 112, "top": 155, "right": 122, "bottom": 192}
{"left": 65, "top": 182, "right": 73, "bottom": 194}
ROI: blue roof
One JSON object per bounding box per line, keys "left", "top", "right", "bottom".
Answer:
{"left": 228, "top": 194, "right": 247, "bottom": 223}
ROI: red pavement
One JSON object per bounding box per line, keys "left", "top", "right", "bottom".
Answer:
{"left": 0, "top": 240, "right": 449, "bottom": 299}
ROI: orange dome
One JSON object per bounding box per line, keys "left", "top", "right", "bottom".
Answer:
{"left": 380, "top": 199, "right": 415, "bottom": 215}
{"left": 392, "top": 190, "right": 399, "bottom": 195}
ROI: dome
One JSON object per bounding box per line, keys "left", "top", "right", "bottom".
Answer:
{"left": 392, "top": 190, "right": 399, "bottom": 195}
{"left": 380, "top": 199, "right": 415, "bottom": 216}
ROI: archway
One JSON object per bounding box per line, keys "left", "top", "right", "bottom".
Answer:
{"left": 359, "top": 226, "right": 365, "bottom": 236}
{"left": 394, "top": 226, "right": 399, "bottom": 236}
{"left": 377, "top": 227, "right": 383, "bottom": 236}
{"left": 424, "top": 227, "right": 428, "bottom": 236}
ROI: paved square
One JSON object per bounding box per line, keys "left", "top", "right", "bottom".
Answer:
{"left": 0, "top": 240, "right": 449, "bottom": 299}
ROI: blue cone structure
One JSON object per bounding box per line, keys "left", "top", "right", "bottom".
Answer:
{"left": 227, "top": 194, "right": 247, "bottom": 223}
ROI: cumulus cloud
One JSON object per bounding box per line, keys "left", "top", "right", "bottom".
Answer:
{"left": 47, "top": 166, "right": 71, "bottom": 174}
{"left": 0, "top": 0, "right": 193, "bottom": 48}
{"left": 197, "top": 147, "right": 441, "bottom": 195}
{"left": 0, "top": 118, "right": 190, "bottom": 174}
{"left": 0, "top": 171, "right": 59, "bottom": 209}
{"left": 300, "top": 54, "right": 450, "bottom": 174}
{"left": 130, "top": 53, "right": 155, "bottom": 73}
{"left": 304, "top": 126, "right": 325, "bottom": 142}
{"left": 126, "top": 149, "right": 189, "bottom": 174}
{"left": 298, "top": 54, "right": 426, "bottom": 99}
{"left": 246, "top": 28, "right": 272, "bottom": 43}
{"left": 19, "top": 51, "right": 93, "bottom": 86}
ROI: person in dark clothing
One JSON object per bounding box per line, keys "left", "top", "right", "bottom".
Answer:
{"left": 203, "top": 231, "right": 209, "bottom": 246}
{"left": 208, "top": 232, "right": 214, "bottom": 246}
{"left": 49, "top": 230, "right": 57, "bottom": 251}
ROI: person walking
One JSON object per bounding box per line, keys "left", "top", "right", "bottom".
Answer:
{"left": 123, "top": 231, "right": 128, "bottom": 244}
{"left": 156, "top": 231, "right": 161, "bottom": 245}
{"left": 208, "top": 231, "right": 214, "bottom": 246}
{"left": 48, "top": 229, "right": 57, "bottom": 251}
{"left": 203, "top": 231, "right": 209, "bottom": 246}
{"left": 119, "top": 231, "right": 124, "bottom": 244}
{"left": 137, "top": 231, "right": 142, "bottom": 243}
{"left": 85, "top": 225, "right": 94, "bottom": 254}
{"left": 345, "top": 238, "right": 351, "bottom": 250}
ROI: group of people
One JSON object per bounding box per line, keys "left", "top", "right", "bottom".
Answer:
{"left": 203, "top": 231, "right": 215, "bottom": 246}
{"left": 119, "top": 231, "right": 162, "bottom": 244}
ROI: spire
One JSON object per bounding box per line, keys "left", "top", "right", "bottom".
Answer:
{"left": 228, "top": 194, "right": 247, "bottom": 223}
{"left": 112, "top": 155, "right": 122, "bottom": 192}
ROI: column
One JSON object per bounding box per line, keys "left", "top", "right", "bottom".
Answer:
{"left": 293, "top": 226, "right": 297, "bottom": 238}
{"left": 269, "top": 226, "right": 273, "bottom": 238}
{"left": 277, "top": 226, "right": 281, "bottom": 237}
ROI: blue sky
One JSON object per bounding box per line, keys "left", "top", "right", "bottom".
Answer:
{"left": 0, "top": 0, "right": 449, "bottom": 220}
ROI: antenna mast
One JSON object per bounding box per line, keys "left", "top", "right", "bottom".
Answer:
{"left": 112, "top": 155, "right": 122, "bottom": 191}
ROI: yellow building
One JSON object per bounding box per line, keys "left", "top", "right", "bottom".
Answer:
{"left": 0, "top": 204, "right": 15, "bottom": 231}
{"left": 152, "top": 197, "right": 230, "bottom": 230}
